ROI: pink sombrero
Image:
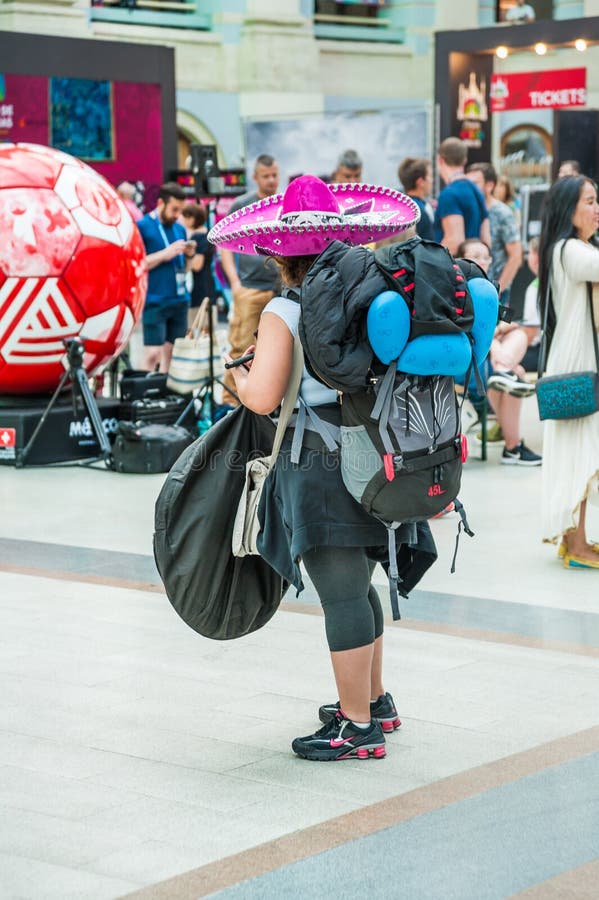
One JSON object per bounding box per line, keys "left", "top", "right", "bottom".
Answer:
{"left": 207, "top": 174, "right": 420, "bottom": 256}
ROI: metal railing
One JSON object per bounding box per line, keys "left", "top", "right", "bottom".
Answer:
{"left": 90, "top": 0, "right": 210, "bottom": 29}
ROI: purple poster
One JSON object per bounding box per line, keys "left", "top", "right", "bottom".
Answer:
{"left": 0, "top": 73, "right": 163, "bottom": 188}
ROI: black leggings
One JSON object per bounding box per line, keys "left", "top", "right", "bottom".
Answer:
{"left": 301, "top": 545, "right": 384, "bottom": 652}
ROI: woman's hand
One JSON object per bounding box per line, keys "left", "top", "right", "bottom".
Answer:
{"left": 223, "top": 344, "right": 256, "bottom": 398}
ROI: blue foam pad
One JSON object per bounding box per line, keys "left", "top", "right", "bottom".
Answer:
{"left": 468, "top": 277, "right": 499, "bottom": 366}
{"left": 366, "top": 278, "right": 499, "bottom": 377}
{"left": 397, "top": 333, "right": 472, "bottom": 376}
{"left": 366, "top": 291, "right": 410, "bottom": 365}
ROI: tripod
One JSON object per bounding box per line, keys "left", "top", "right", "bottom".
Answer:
{"left": 193, "top": 198, "right": 238, "bottom": 426}
{"left": 16, "top": 338, "right": 112, "bottom": 468}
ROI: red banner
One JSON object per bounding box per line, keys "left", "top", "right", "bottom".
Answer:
{"left": 490, "top": 68, "right": 586, "bottom": 112}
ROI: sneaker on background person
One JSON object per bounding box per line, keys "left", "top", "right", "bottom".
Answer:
{"left": 319, "top": 692, "right": 401, "bottom": 733}
{"left": 501, "top": 440, "right": 542, "bottom": 466}
{"left": 292, "top": 711, "right": 386, "bottom": 761}
{"left": 487, "top": 370, "right": 535, "bottom": 397}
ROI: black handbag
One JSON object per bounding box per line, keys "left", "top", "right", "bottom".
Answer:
{"left": 536, "top": 282, "right": 599, "bottom": 421}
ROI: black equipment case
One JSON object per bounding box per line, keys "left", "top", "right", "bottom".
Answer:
{"left": 112, "top": 422, "right": 194, "bottom": 474}
{"left": 119, "top": 369, "right": 168, "bottom": 402}
{"left": 118, "top": 394, "right": 191, "bottom": 427}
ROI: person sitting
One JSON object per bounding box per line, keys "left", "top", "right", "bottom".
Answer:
{"left": 520, "top": 236, "right": 541, "bottom": 373}
{"left": 457, "top": 238, "right": 541, "bottom": 465}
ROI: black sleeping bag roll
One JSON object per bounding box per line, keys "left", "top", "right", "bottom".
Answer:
{"left": 154, "top": 405, "right": 287, "bottom": 640}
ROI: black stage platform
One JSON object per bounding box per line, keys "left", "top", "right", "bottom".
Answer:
{"left": 0, "top": 398, "right": 120, "bottom": 466}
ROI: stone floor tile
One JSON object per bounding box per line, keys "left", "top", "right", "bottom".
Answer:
{"left": 0, "top": 805, "right": 145, "bottom": 867}
{"left": 0, "top": 764, "right": 146, "bottom": 820}
{"left": 0, "top": 849, "right": 139, "bottom": 899}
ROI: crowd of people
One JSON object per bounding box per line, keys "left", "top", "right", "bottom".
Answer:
{"left": 117, "top": 138, "right": 598, "bottom": 760}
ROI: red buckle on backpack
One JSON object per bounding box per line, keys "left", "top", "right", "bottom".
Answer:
{"left": 383, "top": 453, "right": 395, "bottom": 482}
{"left": 461, "top": 433, "right": 469, "bottom": 463}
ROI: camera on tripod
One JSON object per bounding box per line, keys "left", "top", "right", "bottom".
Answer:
{"left": 190, "top": 144, "right": 225, "bottom": 197}
{"left": 64, "top": 337, "right": 86, "bottom": 369}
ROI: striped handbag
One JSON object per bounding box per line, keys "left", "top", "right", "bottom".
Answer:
{"left": 166, "top": 298, "right": 228, "bottom": 395}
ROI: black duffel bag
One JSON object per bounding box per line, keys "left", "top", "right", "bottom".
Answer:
{"left": 112, "top": 422, "right": 194, "bottom": 474}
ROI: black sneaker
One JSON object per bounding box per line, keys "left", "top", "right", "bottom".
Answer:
{"left": 501, "top": 440, "right": 542, "bottom": 466}
{"left": 292, "top": 711, "right": 386, "bottom": 761}
{"left": 487, "top": 371, "right": 535, "bottom": 398}
{"left": 319, "top": 692, "right": 401, "bottom": 733}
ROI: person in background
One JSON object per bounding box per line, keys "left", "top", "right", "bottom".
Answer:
{"left": 137, "top": 182, "right": 196, "bottom": 372}
{"left": 467, "top": 162, "right": 523, "bottom": 307}
{"left": 434, "top": 137, "right": 490, "bottom": 254}
{"left": 331, "top": 149, "right": 363, "bottom": 183}
{"left": 537, "top": 175, "right": 599, "bottom": 567}
{"left": 116, "top": 181, "right": 143, "bottom": 222}
{"left": 219, "top": 154, "right": 281, "bottom": 404}
{"left": 397, "top": 157, "right": 434, "bottom": 240}
{"left": 557, "top": 160, "right": 581, "bottom": 179}
{"left": 505, "top": 0, "right": 535, "bottom": 23}
{"left": 457, "top": 238, "right": 541, "bottom": 466}
{"left": 520, "top": 236, "right": 542, "bottom": 372}
{"left": 180, "top": 202, "right": 215, "bottom": 328}
{"left": 494, "top": 174, "right": 521, "bottom": 226}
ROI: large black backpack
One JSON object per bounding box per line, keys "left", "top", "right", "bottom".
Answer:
{"left": 339, "top": 365, "right": 473, "bottom": 620}
{"left": 375, "top": 237, "right": 476, "bottom": 339}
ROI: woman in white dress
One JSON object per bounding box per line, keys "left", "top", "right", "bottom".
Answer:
{"left": 538, "top": 176, "right": 599, "bottom": 568}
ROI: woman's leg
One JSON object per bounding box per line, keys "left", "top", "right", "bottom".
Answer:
{"left": 302, "top": 546, "right": 382, "bottom": 723}
{"left": 367, "top": 572, "right": 385, "bottom": 700}
{"left": 492, "top": 329, "right": 528, "bottom": 372}
{"left": 489, "top": 389, "right": 521, "bottom": 449}
{"left": 564, "top": 500, "right": 597, "bottom": 560}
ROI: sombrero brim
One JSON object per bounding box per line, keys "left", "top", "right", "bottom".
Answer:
{"left": 208, "top": 182, "right": 420, "bottom": 256}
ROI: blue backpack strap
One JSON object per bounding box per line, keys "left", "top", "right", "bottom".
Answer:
{"left": 289, "top": 398, "right": 340, "bottom": 464}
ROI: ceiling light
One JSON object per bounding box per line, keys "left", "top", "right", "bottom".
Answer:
{"left": 575, "top": 39, "right": 587, "bottom": 52}
{"left": 535, "top": 42, "right": 547, "bottom": 56}
{"left": 496, "top": 46, "right": 508, "bottom": 59}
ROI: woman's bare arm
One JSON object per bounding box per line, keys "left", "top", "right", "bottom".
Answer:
{"left": 224, "top": 312, "right": 294, "bottom": 415}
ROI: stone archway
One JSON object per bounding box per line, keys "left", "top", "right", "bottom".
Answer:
{"left": 176, "top": 110, "right": 224, "bottom": 169}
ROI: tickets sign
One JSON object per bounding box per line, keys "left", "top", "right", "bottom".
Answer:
{"left": 490, "top": 68, "right": 586, "bottom": 112}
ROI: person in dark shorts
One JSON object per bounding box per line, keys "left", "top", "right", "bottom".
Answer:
{"left": 138, "top": 182, "right": 196, "bottom": 372}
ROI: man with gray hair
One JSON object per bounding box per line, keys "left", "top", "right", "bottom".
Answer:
{"left": 331, "top": 149, "right": 363, "bottom": 183}
{"left": 220, "top": 153, "right": 280, "bottom": 403}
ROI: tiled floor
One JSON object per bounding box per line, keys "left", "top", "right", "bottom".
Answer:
{"left": 0, "top": 444, "right": 598, "bottom": 899}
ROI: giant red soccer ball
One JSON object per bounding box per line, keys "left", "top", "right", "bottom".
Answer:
{"left": 0, "top": 143, "right": 147, "bottom": 394}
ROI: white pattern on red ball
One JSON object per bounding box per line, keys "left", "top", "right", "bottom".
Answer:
{"left": 0, "top": 143, "right": 147, "bottom": 394}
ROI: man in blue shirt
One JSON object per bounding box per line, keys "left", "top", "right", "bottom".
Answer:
{"left": 137, "top": 182, "right": 196, "bottom": 372}
{"left": 434, "top": 137, "right": 490, "bottom": 255}
{"left": 397, "top": 156, "right": 434, "bottom": 240}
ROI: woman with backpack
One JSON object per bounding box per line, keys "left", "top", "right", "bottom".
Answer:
{"left": 538, "top": 175, "right": 599, "bottom": 568}
{"left": 211, "top": 175, "right": 437, "bottom": 761}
